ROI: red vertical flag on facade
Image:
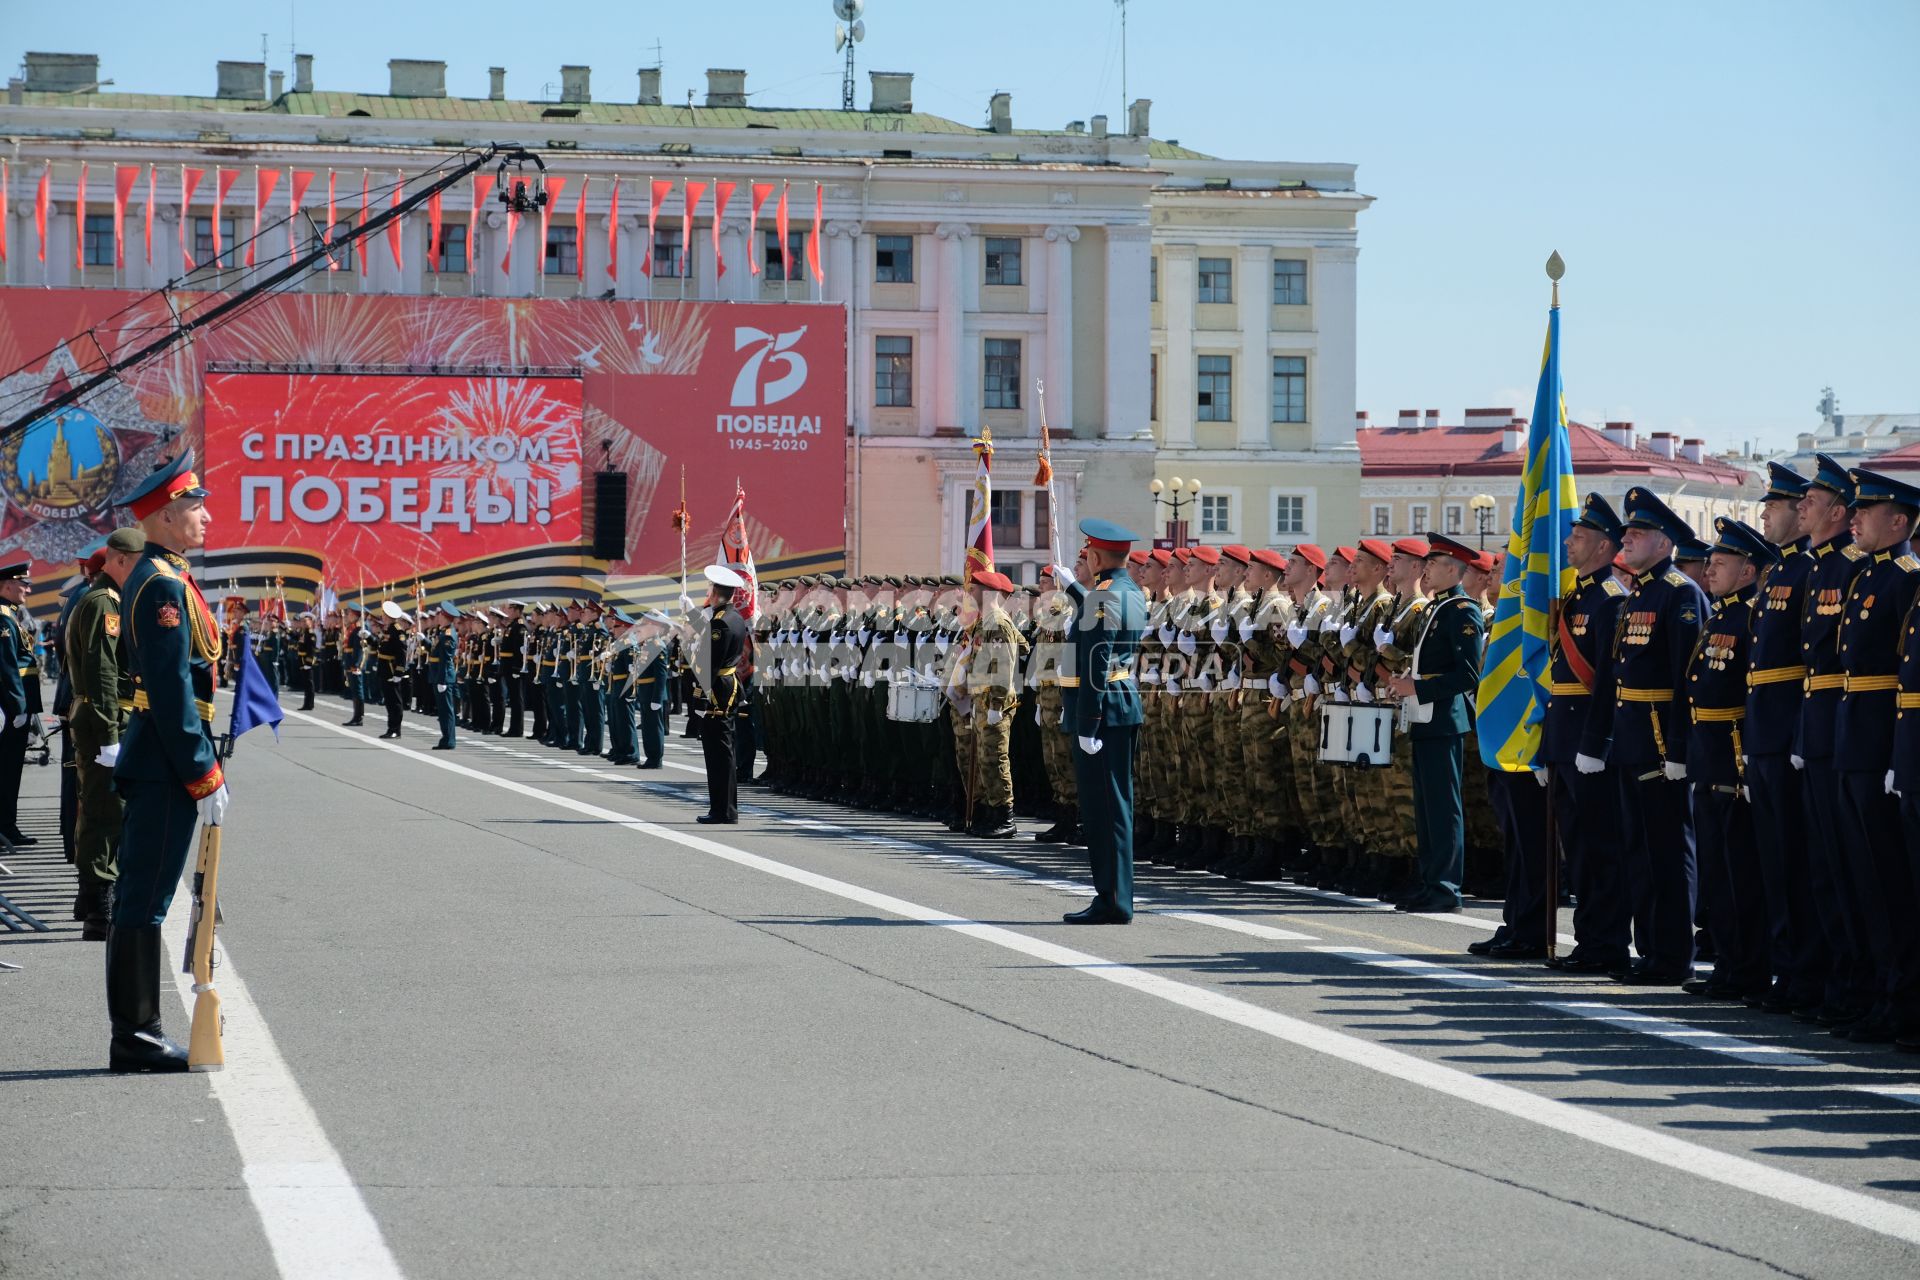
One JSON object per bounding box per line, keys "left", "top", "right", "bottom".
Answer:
{"left": 720, "top": 484, "right": 759, "bottom": 620}
{"left": 643, "top": 178, "right": 671, "bottom": 277}
{"left": 711, "top": 181, "right": 735, "bottom": 278}
{"left": 469, "top": 172, "right": 494, "bottom": 274}
{"left": 774, "top": 182, "right": 792, "bottom": 280}
{"left": 806, "top": 181, "right": 825, "bottom": 286}
{"left": 324, "top": 169, "right": 338, "bottom": 270}
{"left": 35, "top": 163, "right": 51, "bottom": 265}
{"left": 287, "top": 168, "right": 314, "bottom": 258}
{"left": 355, "top": 171, "right": 370, "bottom": 275}
{"left": 386, "top": 172, "right": 404, "bottom": 271}
{"left": 604, "top": 176, "right": 620, "bottom": 282}
{"left": 747, "top": 182, "right": 774, "bottom": 276}
{"left": 73, "top": 162, "right": 87, "bottom": 272}
{"left": 143, "top": 165, "right": 156, "bottom": 265}
{"left": 113, "top": 165, "right": 140, "bottom": 268}
{"left": 683, "top": 180, "right": 705, "bottom": 283}
{"left": 179, "top": 166, "right": 202, "bottom": 269}
{"left": 425, "top": 189, "right": 443, "bottom": 272}
{"left": 248, "top": 167, "right": 279, "bottom": 267}
{"left": 212, "top": 168, "right": 238, "bottom": 265}
{"left": 572, "top": 177, "right": 588, "bottom": 281}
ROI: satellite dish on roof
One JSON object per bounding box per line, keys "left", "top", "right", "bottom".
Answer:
{"left": 835, "top": 22, "right": 847, "bottom": 51}
{"left": 833, "top": 0, "right": 865, "bottom": 19}
{"left": 851, "top": 18, "right": 866, "bottom": 40}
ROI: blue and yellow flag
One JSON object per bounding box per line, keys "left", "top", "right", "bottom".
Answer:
{"left": 1475, "top": 305, "right": 1577, "bottom": 770}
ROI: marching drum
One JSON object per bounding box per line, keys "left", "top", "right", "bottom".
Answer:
{"left": 1317, "top": 701, "right": 1353, "bottom": 764}
{"left": 1319, "top": 700, "right": 1396, "bottom": 767}
{"left": 885, "top": 676, "right": 940, "bottom": 724}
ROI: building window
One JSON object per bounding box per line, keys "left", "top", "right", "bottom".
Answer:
{"left": 1274, "top": 494, "right": 1306, "bottom": 537}
{"left": 194, "top": 216, "right": 243, "bottom": 269}
{"left": 1411, "top": 504, "right": 1430, "bottom": 535}
{"left": 544, "top": 224, "right": 577, "bottom": 276}
{"left": 1197, "top": 354, "right": 1232, "bottom": 421}
{"left": 990, "top": 489, "right": 1022, "bottom": 548}
{"left": 652, "top": 227, "right": 687, "bottom": 278}
{"left": 1445, "top": 503, "right": 1463, "bottom": 535}
{"left": 764, "top": 229, "right": 807, "bottom": 282}
{"left": 983, "top": 338, "right": 1022, "bottom": 410}
{"left": 1197, "top": 256, "right": 1232, "bottom": 303}
{"left": 1200, "top": 493, "right": 1232, "bottom": 535}
{"left": 434, "top": 223, "right": 468, "bottom": 273}
{"left": 1149, "top": 353, "right": 1158, "bottom": 422}
{"left": 1271, "top": 356, "right": 1306, "bottom": 423}
{"left": 875, "top": 234, "right": 913, "bottom": 282}
{"left": 82, "top": 214, "right": 115, "bottom": 267}
{"left": 1272, "top": 257, "right": 1307, "bottom": 305}
{"left": 1149, "top": 255, "right": 1158, "bottom": 302}
{"left": 1371, "top": 505, "right": 1391, "bottom": 535}
{"left": 984, "top": 236, "right": 1022, "bottom": 286}
{"left": 874, "top": 336, "right": 913, "bottom": 407}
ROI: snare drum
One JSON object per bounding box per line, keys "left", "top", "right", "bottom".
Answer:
{"left": 1317, "top": 702, "right": 1355, "bottom": 764}
{"left": 1345, "top": 704, "right": 1396, "bottom": 767}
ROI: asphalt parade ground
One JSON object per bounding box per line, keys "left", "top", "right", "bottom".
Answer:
{"left": 5, "top": 697, "right": 1920, "bottom": 1279}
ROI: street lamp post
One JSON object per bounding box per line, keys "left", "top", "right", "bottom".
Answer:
{"left": 1149, "top": 475, "right": 1204, "bottom": 549}
{"left": 1470, "top": 492, "right": 1497, "bottom": 551}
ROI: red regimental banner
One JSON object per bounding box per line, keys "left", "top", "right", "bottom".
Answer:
{"left": 202, "top": 373, "right": 585, "bottom": 586}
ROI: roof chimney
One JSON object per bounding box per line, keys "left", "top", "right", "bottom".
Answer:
{"left": 705, "top": 68, "right": 747, "bottom": 108}
{"left": 1501, "top": 424, "right": 1524, "bottom": 453}
{"left": 1647, "top": 431, "right": 1677, "bottom": 460}
{"left": 23, "top": 52, "right": 100, "bottom": 94}
{"left": 270, "top": 69, "right": 284, "bottom": 99}
{"left": 1682, "top": 438, "right": 1706, "bottom": 464}
{"left": 1397, "top": 409, "right": 1421, "bottom": 429}
{"left": 1423, "top": 409, "right": 1441, "bottom": 429}
{"left": 292, "top": 52, "right": 313, "bottom": 93}
{"left": 7, "top": 79, "right": 22, "bottom": 106}
{"left": 1127, "top": 97, "right": 1152, "bottom": 137}
{"left": 989, "top": 91, "right": 1012, "bottom": 134}
{"left": 489, "top": 67, "right": 507, "bottom": 100}
{"left": 216, "top": 60, "right": 266, "bottom": 100}
{"left": 638, "top": 66, "right": 662, "bottom": 105}
{"left": 1090, "top": 114, "right": 1108, "bottom": 139}
{"left": 869, "top": 70, "right": 913, "bottom": 113}
{"left": 1354, "top": 410, "right": 1370, "bottom": 430}
{"left": 559, "top": 64, "right": 591, "bottom": 102}
{"left": 388, "top": 59, "right": 446, "bottom": 98}
{"left": 1604, "top": 421, "right": 1635, "bottom": 449}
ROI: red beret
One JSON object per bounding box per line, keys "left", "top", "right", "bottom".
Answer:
{"left": 1128, "top": 550, "right": 1149, "bottom": 565}
{"left": 1291, "top": 543, "right": 1328, "bottom": 571}
{"left": 1172, "top": 547, "right": 1192, "bottom": 563}
{"left": 83, "top": 551, "right": 108, "bottom": 574}
{"left": 1150, "top": 548, "right": 1173, "bottom": 566}
{"left": 1393, "top": 538, "right": 1431, "bottom": 559}
{"left": 1357, "top": 538, "right": 1394, "bottom": 565}
{"left": 972, "top": 570, "right": 1015, "bottom": 593}
{"left": 1470, "top": 552, "right": 1498, "bottom": 573}
{"left": 1221, "top": 544, "right": 1252, "bottom": 565}
{"left": 1250, "top": 548, "right": 1287, "bottom": 571}
{"left": 1333, "top": 545, "right": 1356, "bottom": 564}
{"left": 1190, "top": 545, "right": 1221, "bottom": 566}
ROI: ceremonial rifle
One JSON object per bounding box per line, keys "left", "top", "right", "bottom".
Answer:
{"left": 183, "top": 823, "right": 224, "bottom": 1072}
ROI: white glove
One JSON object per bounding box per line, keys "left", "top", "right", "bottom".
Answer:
{"left": 1165, "top": 677, "right": 1182, "bottom": 696}
{"left": 1303, "top": 674, "right": 1320, "bottom": 697}
{"left": 1663, "top": 761, "right": 1688, "bottom": 782}
{"left": 1267, "top": 674, "right": 1284, "bottom": 698}
{"left": 1887, "top": 769, "right": 1898, "bottom": 797}
{"left": 1340, "top": 625, "right": 1358, "bottom": 647}
{"left": 1223, "top": 668, "right": 1242, "bottom": 691}
{"left": 1051, "top": 563, "right": 1078, "bottom": 588}
{"left": 936, "top": 635, "right": 950, "bottom": 654}
{"left": 1078, "top": 735, "right": 1103, "bottom": 755}
{"left": 7, "top": 713, "right": 23, "bottom": 729}
{"left": 1373, "top": 626, "right": 1395, "bottom": 650}
{"left": 1790, "top": 754, "right": 1805, "bottom": 771}
{"left": 678, "top": 594, "right": 696, "bottom": 614}
{"left": 1532, "top": 767, "right": 1549, "bottom": 787}
{"left": 1286, "top": 625, "right": 1308, "bottom": 646}
{"left": 987, "top": 707, "right": 1002, "bottom": 725}
{"left": 1354, "top": 684, "right": 1374, "bottom": 704}
{"left": 1238, "top": 619, "right": 1255, "bottom": 642}
{"left": 198, "top": 784, "right": 230, "bottom": 828}
{"left": 861, "top": 670, "right": 875, "bottom": 688}
{"left": 94, "top": 743, "right": 121, "bottom": 768}
{"left": 858, "top": 628, "right": 871, "bottom": 645}
{"left": 1158, "top": 624, "right": 1177, "bottom": 645}
{"left": 1140, "top": 667, "right": 1161, "bottom": 685}
{"left": 1319, "top": 614, "right": 1340, "bottom": 632}
{"left": 436, "top": 684, "right": 446, "bottom": 693}
{"left": 1197, "top": 672, "right": 1214, "bottom": 693}
{"left": 1574, "top": 753, "right": 1604, "bottom": 775}
{"left": 1333, "top": 687, "right": 1349, "bottom": 703}
{"left": 1177, "top": 632, "right": 1197, "bottom": 657}
{"left": 1209, "top": 618, "right": 1229, "bottom": 643}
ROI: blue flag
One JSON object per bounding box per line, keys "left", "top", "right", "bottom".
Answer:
{"left": 228, "top": 628, "right": 284, "bottom": 742}
{"left": 1474, "top": 304, "right": 1578, "bottom": 771}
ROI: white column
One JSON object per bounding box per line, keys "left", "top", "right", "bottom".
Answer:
{"left": 1237, "top": 244, "right": 1271, "bottom": 449}
{"left": 1115, "top": 227, "right": 1163, "bottom": 443}
{"left": 934, "top": 222, "right": 971, "bottom": 435}
{"left": 1312, "top": 245, "right": 1359, "bottom": 449}
{"left": 825, "top": 220, "right": 859, "bottom": 307}
{"left": 1044, "top": 225, "right": 1078, "bottom": 438}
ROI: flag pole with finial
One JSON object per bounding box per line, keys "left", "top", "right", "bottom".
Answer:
{"left": 1542, "top": 247, "right": 1564, "bottom": 963}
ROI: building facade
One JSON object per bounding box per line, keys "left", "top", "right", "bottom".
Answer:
{"left": 0, "top": 51, "right": 1370, "bottom": 582}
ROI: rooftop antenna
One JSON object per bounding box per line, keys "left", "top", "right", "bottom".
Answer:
{"left": 1116, "top": 0, "right": 1128, "bottom": 122}
{"left": 833, "top": 0, "right": 866, "bottom": 111}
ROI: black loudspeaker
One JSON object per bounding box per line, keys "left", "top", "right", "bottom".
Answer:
{"left": 593, "top": 471, "right": 628, "bottom": 560}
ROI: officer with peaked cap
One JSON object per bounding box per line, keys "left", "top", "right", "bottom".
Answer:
{"left": 632, "top": 610, "right": 674, "bottom": 769}
{"left": 0, "top": 559, "right": 38, "bottom": 847}
{"left": 1050, "top": 518, "right": 1148, "bottom": 923}
{"left": 430, "top": 602, "right": 461, "bottom": 749}
{"left": 689, "top": 564, "right": 750, "bottom": 823}
{"left": 1683, "top": 517, "right": 1776, "bottom": 1000}
{"left": 108, "top": 451, "right": 224, "bottom": 1072}
{"left": 1795, "top": 453, "right": 1872, "bottom": 1025}
{"left": 376, "top": 599, "right": 411, "bottom": 739}
{"left": 1828, "top": 467, "right": 1920, "bottom": 1043}
{"left": 1743, "top": 461, "right": 1823, "bottom": 1013}
{"left": 603, "top": 608, "right": 640, "bottom": 766}
{"left": 1608, "top": 487, "right": 1708, "bottom": 984}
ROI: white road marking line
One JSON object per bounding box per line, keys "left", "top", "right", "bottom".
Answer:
{"left": 1281, "top": 880, "right": 1578, "bottom": 946}
{"left": 284, "top": 709, "right": 1920, "bottom": 1247}
{"left": 1314, "top": 946, "right": 1512, "bottom": 988}
{"left": 161, "top": 893, "right": 405, "bottom": 1280}
{"left": 1849, "top": 1085, "right": 1920, "bottom": 1108}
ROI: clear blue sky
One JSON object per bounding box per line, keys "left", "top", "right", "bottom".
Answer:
{"left": 9, "top": 0, "right": 1916, "bottom": 451}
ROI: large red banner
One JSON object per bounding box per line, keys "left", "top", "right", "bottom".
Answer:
{"left": 0, "top": 288, "right": 847, "bottom": 610}
{"left": 203, "top": 372, "right": 584, "bottom": 589}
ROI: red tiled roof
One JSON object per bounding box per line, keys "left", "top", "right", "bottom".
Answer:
{"left": 1867, "top": 438, "right": 1920, "bottom": 470}
{"left": 1357, "top": 422, "right": 1754, "bottom": 488}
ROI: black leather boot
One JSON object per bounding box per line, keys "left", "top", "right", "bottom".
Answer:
{"left": 972, "top": 803, "right": 1018, "bottom": 839}
{"left": 81, "top": 883, "right": 111, "bottom": 942}
{"left": 1034, "top": 804, "right": 1074, "bottom": 844}
{"left": 106, "top": 925, "right": 189, "bottom": 1073}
